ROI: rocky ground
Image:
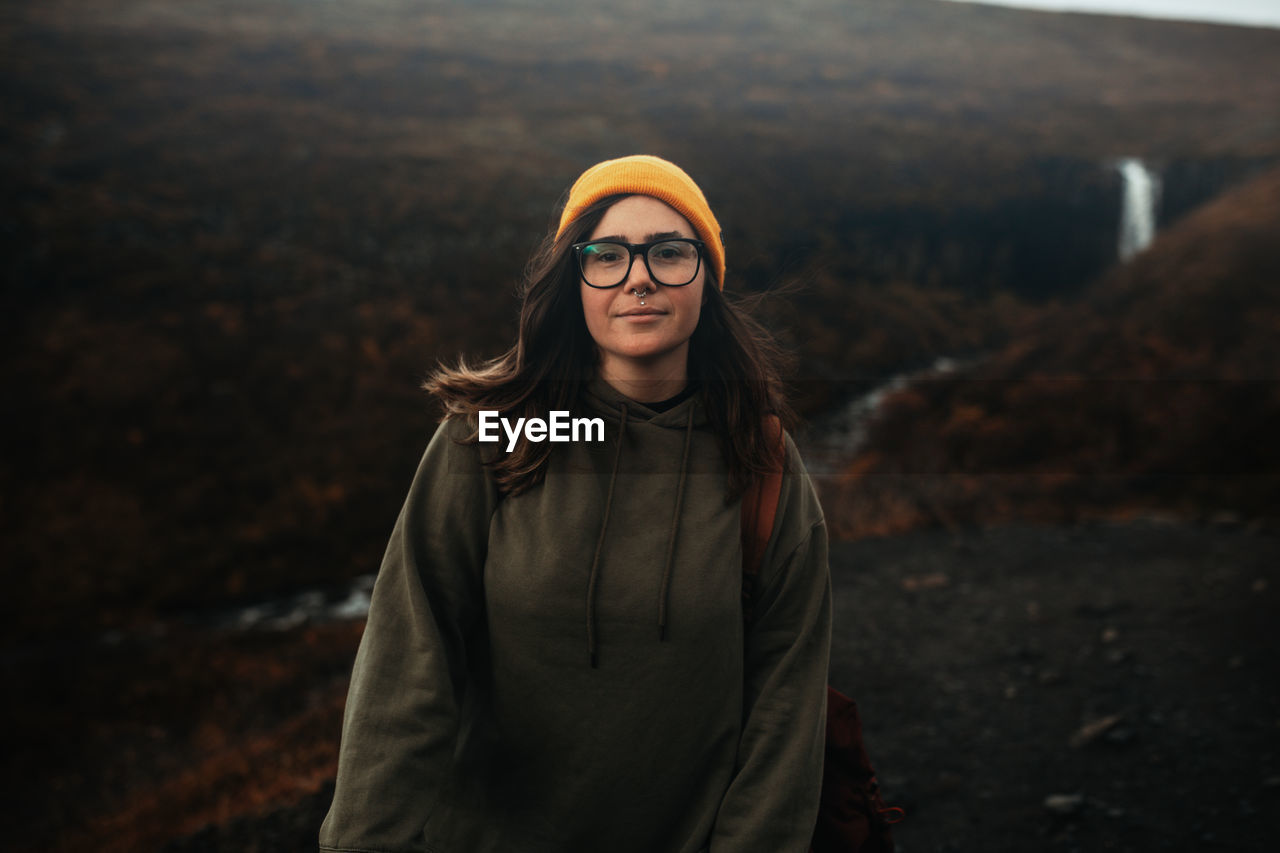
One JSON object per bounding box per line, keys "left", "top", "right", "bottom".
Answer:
{"left": 828, "top": 518, "right": 1279, "bottom": 852}
{"left": 115, "top": 518, "right": 1279, "bottom": 853}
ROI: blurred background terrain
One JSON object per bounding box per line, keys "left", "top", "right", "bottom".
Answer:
{"left": 3, "top": 0, "right": 1278, "bottom": 850}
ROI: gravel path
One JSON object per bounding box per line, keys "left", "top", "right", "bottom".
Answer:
{"left": 831, "top": 519, "right": 1280, "bottom": 853}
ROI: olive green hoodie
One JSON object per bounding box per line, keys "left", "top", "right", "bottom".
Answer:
{"left": 319, "top": 379, "right": 831, "bottom": 853}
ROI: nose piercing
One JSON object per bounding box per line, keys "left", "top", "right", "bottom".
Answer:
{"left": 631, "top": 286, "right": 648, "bottom": 306}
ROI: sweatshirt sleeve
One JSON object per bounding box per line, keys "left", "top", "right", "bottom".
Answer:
{"left": 319, "top": 417, "right": 498, "bottom": 853}
{"left": 710, "top": 435, "right": 832, "bottom": 853}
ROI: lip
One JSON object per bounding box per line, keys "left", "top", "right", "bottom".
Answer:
{"left": 617, "top": 308, "right": 668, "bottom": 317}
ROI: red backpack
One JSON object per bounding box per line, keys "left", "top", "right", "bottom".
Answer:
{"left": 740, "top": 416, "right": 904, "bottom": 853}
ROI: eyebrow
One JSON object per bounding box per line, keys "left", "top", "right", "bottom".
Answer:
{"left": 590, "top": 230, "right": 688, "bottom": 243}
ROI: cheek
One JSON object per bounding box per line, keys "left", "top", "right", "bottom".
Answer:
{"left": 684, "top": 304, "right": 703, "bottom": 337}
{"left": 580, "top": 286, "right": 611, "bottom": 336}
{"left": 681, "top": 284, "right": 705, "bottom": 330}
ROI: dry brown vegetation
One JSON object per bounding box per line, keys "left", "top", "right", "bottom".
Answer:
{"left": 821, "top": 164, "right": 1280, "bottom": 538}
{"left": 4, "top": 0, "right": 1280, "bottom": 850}
{"left": 3, "top": 620, "right": 360, "bottom": 852}
{"left": 7, "top": 0, "right": 1279, "bottom": 642}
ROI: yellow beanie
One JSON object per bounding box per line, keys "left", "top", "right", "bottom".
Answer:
{"left": 556, "top": 155, "right": 726, "bottom": 289}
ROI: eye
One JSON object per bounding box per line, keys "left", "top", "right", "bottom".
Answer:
{"left": 649, "top": 241, "right": 696, "bottom": 263}
{"left": 584, "top": 243, "right": 626, "bottom": 265}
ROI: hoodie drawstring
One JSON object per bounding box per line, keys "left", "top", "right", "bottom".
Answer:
{"left": 657, "top": 405, "right": 694, "bottom": 641}
{"left": 586, "top": 400, "right": 695, "bottom": 667}
{"left": 586, "top": 403, "right": 628, "bottom": 668}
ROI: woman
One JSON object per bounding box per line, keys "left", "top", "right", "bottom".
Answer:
{"left": 319, "top": 155, "right": 832, "bottom": 853}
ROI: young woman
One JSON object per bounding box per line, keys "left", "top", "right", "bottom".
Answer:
{"left": 319, "top": 155, "right": 832, "bottom": 853}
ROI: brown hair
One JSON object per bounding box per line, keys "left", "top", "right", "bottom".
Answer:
{"left": 425, "top": 194, "right": 795, "bottom": 498}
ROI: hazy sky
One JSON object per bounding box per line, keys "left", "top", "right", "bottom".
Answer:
{"left": 946, "top": 0, "right": 1280, "bottom": 28}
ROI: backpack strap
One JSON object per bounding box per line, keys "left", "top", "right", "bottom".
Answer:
{"left": 740, "top": 415, "right": 784, "bottom": 622}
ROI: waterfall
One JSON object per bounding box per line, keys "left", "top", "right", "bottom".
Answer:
{"left": 1116, "top": 157, "right": 1160, "bottom": 261}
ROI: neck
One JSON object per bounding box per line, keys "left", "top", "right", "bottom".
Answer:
{"left": 597, "top": 346, "right": 689, "bottom": 403}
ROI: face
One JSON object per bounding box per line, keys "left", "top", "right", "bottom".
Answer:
{"left": 579, "top": 195, "right": 706, "bottom": 378}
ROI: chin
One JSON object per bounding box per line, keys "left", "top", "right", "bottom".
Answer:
{"left": 599, "top": 339, "right": 666, "bottom": 361}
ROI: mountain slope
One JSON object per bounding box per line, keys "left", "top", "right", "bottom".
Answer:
{"left": 823, "top": 164, "right": 1280, "bottom": 537}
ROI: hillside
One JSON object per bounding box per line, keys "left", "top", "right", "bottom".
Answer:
{"left": 5, "top": 0, "right": 1279, "bottom": 642}
{"left": 822, "top": 163, "right": 1280, "bottom": 537}
{"left": 3, "top": 3, "right": 1280, "bottom": 847}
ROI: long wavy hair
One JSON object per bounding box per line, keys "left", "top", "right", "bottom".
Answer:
{"left": 425, "top": 194, "right": 795, "bottom": 498}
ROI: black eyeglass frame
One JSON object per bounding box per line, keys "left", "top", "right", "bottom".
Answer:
{"left": 571, "top": 238, "right": 706, "bottom": 288}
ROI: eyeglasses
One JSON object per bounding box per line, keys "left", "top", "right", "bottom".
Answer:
{"left": 572, "top": 238, "right": 705, "bottom": 288}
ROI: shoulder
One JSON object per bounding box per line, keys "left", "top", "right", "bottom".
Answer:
{"left": 426, "top": 414, "right": 473, "bottom": 455}
{"left": 415, "top": 414, "right": 500, "bottom": 482}
{"left": 436, "top": 412, "right": 476, "bottom": 443}
{"left": 780, "top": 432, "right": 825, "bottom": 529}
{"left": 763, "top": 430, "right": 826, "bottom": 575}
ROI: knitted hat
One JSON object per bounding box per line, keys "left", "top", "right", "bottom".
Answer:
{"left": 556, "top": 155, "right": 726, "bottom": 289}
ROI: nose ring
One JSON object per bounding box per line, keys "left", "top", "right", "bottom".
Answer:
{"left": 631, "top": 286, "right": 648, "bottom": 306}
